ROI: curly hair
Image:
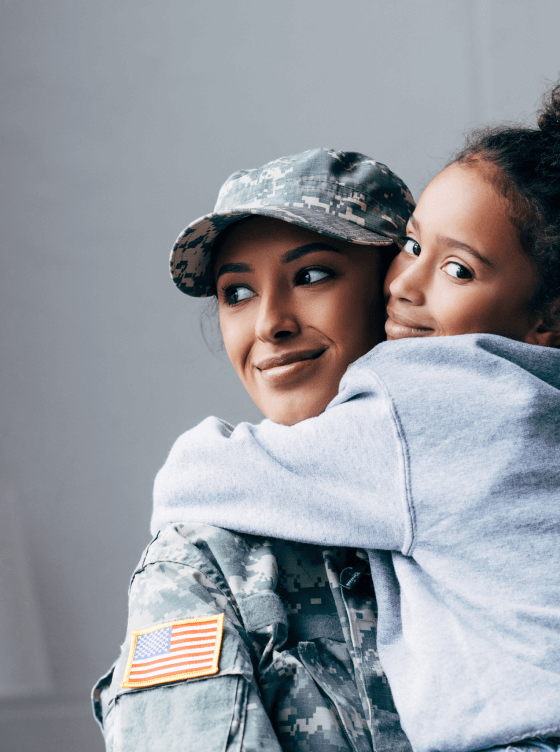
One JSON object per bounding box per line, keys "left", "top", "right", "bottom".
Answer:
{"left": 449, "top": 80, "right": 560, "bottom": 329}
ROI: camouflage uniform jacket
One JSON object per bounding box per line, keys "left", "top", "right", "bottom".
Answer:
{"left": 92, "top": 523, "right": 411, "bottom": 752}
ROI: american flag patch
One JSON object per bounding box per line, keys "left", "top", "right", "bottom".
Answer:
{"left": 122, "top": 614, "right": 224, "bottom": 688}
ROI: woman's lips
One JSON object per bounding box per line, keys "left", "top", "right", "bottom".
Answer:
{"left": 385, "top": 309, "right": 434, "bottom": 339}
{"left": 255, "top": 348, "right": 327, "bottom": 384}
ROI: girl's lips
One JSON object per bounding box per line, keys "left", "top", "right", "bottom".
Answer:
{"left": 385, "top": 310, "right": 434, "bottom": 339}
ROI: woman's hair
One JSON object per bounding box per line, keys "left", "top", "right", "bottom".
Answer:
{"left": 449, "top": 80, "right": 560, "bottom": 329}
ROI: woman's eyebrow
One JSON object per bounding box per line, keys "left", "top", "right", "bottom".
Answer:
{"left": 282, "top": 242, "right": 344, "bottom": 264}
{"left": 215, "top": 262, "right": 252, "bottom": 280}
{"left": 215, "top": 243, "right": 343, "bottom": 280}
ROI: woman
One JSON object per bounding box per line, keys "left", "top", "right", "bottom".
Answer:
{"left": 92, "top": 148, "right": 415, "bottom": 751}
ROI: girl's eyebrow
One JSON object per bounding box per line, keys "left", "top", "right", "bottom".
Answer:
{"left": 408, "top": 214, "right": 420, "bottom": 233}
{"left": 436, "top": 236, "right": 494, "bottom": 268}
{"left": 216, "top": 243, "right": 344, "bottom": 280}
{"left": 409, "top": 215, "right": 494, "bottom": 269}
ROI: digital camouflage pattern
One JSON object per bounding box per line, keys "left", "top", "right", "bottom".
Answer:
{"left": 92, "top": 523, "right": 412, "bottom": 752}
{"left": 170, "top": 148, "right": 415, "bottom": 297}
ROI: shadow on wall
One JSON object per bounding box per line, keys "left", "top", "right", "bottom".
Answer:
{"left": 0, "top": 488, "right": 51, "bottom": 699}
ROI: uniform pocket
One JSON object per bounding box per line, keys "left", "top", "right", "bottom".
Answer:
{"left": 113, "top": 674, "right": 242, "bottom": 752}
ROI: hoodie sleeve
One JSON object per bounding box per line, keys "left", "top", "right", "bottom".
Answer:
{"left": 151, "top": 359, "right": 411, "bottom": 554}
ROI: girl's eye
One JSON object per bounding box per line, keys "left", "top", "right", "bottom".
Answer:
{"left": 443, "top": 262, "right": 473, "bottom": 280}
{"left": 223, "top": 284, "right": 255, "bottom": 306}
{"left": 296, "top": 268, "right": 332, "bottom": 285}
{"left": 403, "top": 238, "right": 421, "bottom": 257}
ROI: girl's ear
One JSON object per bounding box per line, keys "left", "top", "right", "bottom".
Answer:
{"left": 526, "top": 300, "right": 560, "bottom": 348}
{"left": 533, "top": 328, "right": 560, "bottom": 348}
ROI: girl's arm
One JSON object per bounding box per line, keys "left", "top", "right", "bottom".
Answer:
{"left": 152, "top": 360, "right": 410, "bottom": 552}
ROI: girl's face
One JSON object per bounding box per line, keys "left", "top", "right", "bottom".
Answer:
{"left": 384, "top": 163, "right": 544, "bottom": 343}
{"left": 215, "top": 217, "right": 385, "bottom": 425}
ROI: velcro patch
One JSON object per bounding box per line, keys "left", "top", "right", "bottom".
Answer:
{"left": 122, "top": 614, "right": 225, "bottom": 688}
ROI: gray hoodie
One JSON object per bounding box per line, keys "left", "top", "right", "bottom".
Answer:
{"left": 152, "top": 334, "right": 560, "bottom": 752}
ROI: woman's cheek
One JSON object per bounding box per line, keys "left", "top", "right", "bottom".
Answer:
{"left": 383, "top": 257, "right": 402, "bottom": 299}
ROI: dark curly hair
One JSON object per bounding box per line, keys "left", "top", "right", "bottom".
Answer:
{"left": 449, "top": 80, "right": 560, "bottom": 330}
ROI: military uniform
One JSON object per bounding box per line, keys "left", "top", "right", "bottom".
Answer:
{"left": 93, "top": 523, "right": 411, "bottom": 751}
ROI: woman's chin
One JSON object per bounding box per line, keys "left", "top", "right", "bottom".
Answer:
{"left": 264, "top": 409, "right": 323, "bottom": 426}
{"left": 258, "top": 390, "right": 336, "bottom": 426}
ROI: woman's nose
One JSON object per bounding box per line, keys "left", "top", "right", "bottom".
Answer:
{"left": 388, "top": 260, "right": 426, "bottom": 306}
{"left": 254, "top": 290, "right": 300, "bottom": 343}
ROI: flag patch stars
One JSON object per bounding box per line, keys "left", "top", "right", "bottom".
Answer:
{"left": 122, "top": 614, "right": 225, "bottom": 688}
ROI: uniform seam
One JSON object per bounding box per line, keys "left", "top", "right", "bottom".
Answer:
{"left": 126, "top": 528, "right": 165, "bottom": 596}
{"left": 131, "top": 557, "right": 234, "bottom": 605}
{"left": 140, "top": 527, "right": 164, "bottom": 568}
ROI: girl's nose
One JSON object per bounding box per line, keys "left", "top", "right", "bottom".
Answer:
{"left": 254, "top": 289, "right": 300, "bottom": 343}
{"left": 388, "top": 260, "right": 426, "bottom": 306}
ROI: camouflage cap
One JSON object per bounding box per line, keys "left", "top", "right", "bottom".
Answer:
{"left": 171, "top": 148, "right": 415, "bottom": 297}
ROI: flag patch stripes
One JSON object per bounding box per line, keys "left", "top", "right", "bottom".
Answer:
{"left": 122, "top": 614, "right": 225, "bottom": 688}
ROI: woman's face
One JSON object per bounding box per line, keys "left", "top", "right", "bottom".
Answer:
{"left": 215, "top": 217, "right": 385, "bottom": 425}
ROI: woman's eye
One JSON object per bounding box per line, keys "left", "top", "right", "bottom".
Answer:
{"left": 297, "top": 268, "right": 332, "bottom": 285}
{"left": 223, "top": 285, "right": 254, "bottom": 305}
{"left": 443, "top": 262, "right": 473, "bottom": 280}
{"left": 403, "top": 238, "right": 421, "bottom": 257}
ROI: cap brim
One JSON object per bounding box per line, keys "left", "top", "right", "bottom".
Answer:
{"left": 171, "top": 206, "right": 397, "bottom": 297}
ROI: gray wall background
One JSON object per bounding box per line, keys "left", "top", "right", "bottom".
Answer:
{"left": 1, "top": 1, "right": 559, "bottom": 749}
